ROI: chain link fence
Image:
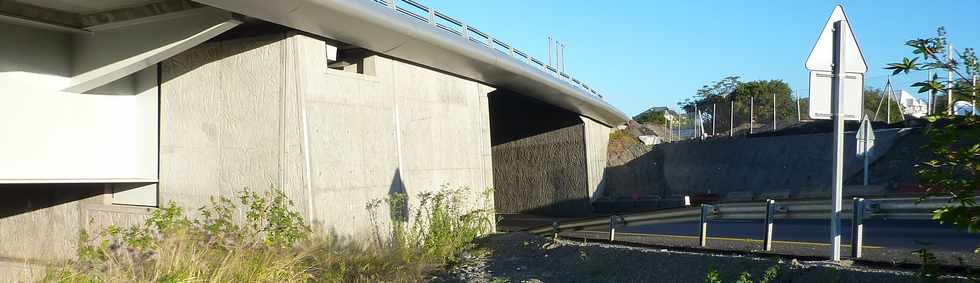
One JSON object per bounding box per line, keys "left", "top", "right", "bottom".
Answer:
{"left": 666, "top": 78, "right": 922, "bottom": 141}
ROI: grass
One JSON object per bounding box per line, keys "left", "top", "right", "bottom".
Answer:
{"left": 43, "top": 186, "right": 493, "bottom": 282}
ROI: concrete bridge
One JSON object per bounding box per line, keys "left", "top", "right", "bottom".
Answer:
{"left": 0, "top": 0, "right": 627, "bottom": 276}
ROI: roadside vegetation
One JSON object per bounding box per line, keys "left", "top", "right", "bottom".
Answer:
{"left": 43, "top": 186, "right": 493, "bottom": 282}
{"left": 887, "top": 27, "right": 978, "bottom": 252}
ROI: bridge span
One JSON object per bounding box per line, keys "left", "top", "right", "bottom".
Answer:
{"left": 0, "top": 0, "right": 627, "bottom": 277}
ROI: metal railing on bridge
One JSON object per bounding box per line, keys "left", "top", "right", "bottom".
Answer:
{"left": 373, "top": 0, "right": 605, "bottom": 99}
{"left": 528, "top": 196, "right": 971, "bottom": 259}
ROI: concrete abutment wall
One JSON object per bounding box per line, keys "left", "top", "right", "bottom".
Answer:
{"left": 159, "top": 32, "right": 496, "bottom": 239}
{"left": 489, "top": 92, "right": 610, "bottom": 217}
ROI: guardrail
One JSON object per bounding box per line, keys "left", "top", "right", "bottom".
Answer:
{"left": 529, "top": 197, "right": 969, "bottom": 259}
{"left": 373, "top": 0, "right": 604, "bottom": 99}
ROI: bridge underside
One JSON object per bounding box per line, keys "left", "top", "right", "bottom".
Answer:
{"left": 489, "top": 92, "right": 609, "bottom": 217}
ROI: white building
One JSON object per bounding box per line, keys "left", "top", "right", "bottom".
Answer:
{"left": 897, "top": 90, "right": 928, "bottom": 118}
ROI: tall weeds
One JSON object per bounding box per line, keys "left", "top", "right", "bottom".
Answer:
{"left": 44, "top": 186, "right": 493, "bottom": 282}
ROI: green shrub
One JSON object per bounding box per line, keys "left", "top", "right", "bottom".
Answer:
{"left": 45, "top": 186, "right": 492, "bottom": 282}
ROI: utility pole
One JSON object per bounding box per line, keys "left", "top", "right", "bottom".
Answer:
{"left": 557, "top": 41, "right": 563, "bottom": 73}
{"left": 548, "top": 36, "right": 553, "bottom": 68}
{"left": 928, "top": 70, "right": 934, "bottom": 115}
{"left": 887, "top": 87, "right": 892, "bottom": 124}
{"left": 974, "top": 75, "right": 977, "bottom": 116}
{"left": 561, "top": 42, "right": 567, "bottom": 73}
{"left": 712, "top": 104, "right": 717, "bottom": 136}
{"left": 947, "top": 45, "right": 953, "bottom": 116}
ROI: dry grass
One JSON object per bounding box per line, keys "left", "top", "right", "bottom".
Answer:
{"left": 42, "top": 187, "right": 492, "bottom": 282}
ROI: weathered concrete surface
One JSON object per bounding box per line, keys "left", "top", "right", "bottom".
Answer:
{"left": 489, "top": 91, "right": 603, "bottom": 217}
{"left": 159, "top": 32, "right": 495, "bottom": 240}
{"left": 582, "top": 117, "right": 611, "bottom": 201}
{"left": 604, "top": 128, "right": 910, "bottom": 199}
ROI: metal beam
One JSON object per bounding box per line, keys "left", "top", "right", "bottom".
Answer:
{"left": 64, "top": 15, "right": 241, "bottom": 93}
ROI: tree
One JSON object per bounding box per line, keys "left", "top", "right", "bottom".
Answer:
{"left": 862, "top": 87, "right": 904, "bottom": 122}
{"left": 679, "top": 76, "right": 796, "bottom": 134}
{"left": 887, "top": 27, "right": 979, "bottom": 253}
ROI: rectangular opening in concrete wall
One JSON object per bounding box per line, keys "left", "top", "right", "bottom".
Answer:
{"left": 327, "top": 47, "right": 376, "bottom": 75}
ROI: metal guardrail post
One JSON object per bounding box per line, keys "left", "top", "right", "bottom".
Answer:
{"left": 385, "top": 0, "right": 396, "bottom": 9}
{"left": 699, "top": 205, "right": 710, "bottom": 247}
{"left": 552, "top": 221, "right": 559, "bottom": 241}
{"left": 851, "top": 197, "right": 865, "bottom": 258}
{"left": 609, "top": 215, "right": 617, "bottom": 242}
{"left": 763, "top": 199, "right": 775, "bottom": 251}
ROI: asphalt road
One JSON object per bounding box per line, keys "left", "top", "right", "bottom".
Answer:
{"left": 618, "top": 219, "right": 980, "bottom": 252}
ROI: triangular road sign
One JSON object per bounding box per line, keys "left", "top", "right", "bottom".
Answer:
{"left": 856, "top": 115, "right": 875, "bottom": 141}
{"left": 805, "top": 5, "right": 868, "bottom": 73}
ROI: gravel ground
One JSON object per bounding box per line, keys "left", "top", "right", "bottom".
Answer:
{"left": 433, "top": 232, "right": 976, "bottom": 283}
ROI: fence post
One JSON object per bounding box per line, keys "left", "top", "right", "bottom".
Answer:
{"left": 700, "top": 205, "right": 710, "bottom": 247}
{"left": 730, "top": 101, "right": 734, "bottom": 137}
{"left": 764, "top": 199, "right": 775, "bottom": 251}
{"left": 797, "top": 94, "right": 802, "bottom": 122}
{"left": 750, "top": 96, "right": 754, "bottom": 134}
{"left": 851, "top": 198, "right": 865, "bottom": 258}
{"left": 608, "top": 215, "right": 617, "bottom": 242}
{"left": 772, "top": 92, "right": 777, "bottom": 132}
{"left": 712, "top": 103, "right": 717, "bottom": 136}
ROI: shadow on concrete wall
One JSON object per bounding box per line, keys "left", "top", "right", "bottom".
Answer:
{"left": 488, "top": 90, "right": 593, "bottom": 217}
{"left": 603, "top": 148, "right": 670, "bottom": 199}
{"left": 387, "top": 168, "right": 407, "bottom": 223}
{"left": 602, "top": 128, "right": 924, "bottom": 202}
{"left": 0, "top": 184, "right": 103, "bottom": 219}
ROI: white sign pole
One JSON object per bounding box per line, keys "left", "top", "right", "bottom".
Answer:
{"left": 829, "top": 20, "right": 846, "bottom": 261}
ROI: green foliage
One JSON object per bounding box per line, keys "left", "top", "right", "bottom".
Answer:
{"left": 703, "top": 265, "right": 780, "bottom": 283}
{"left": 370, "top": 185, "right": 494, "bottom": 267}
{"left": 608, "top": 129, "right": 638, "bottom": 145}
{"left": 917, "top": 116, "right": 980, "bottom": 235}
{"left": 47, "top": 186, "right": 492, "bottom": 282}
{"left": 705, "top": 267, "right": 722, "bottom": 283}
{"left": 679, "top": 76, "right": 797, "bottom": 132}
{"left": 735, "top": 271, "right": 753, "bottom": 283}
{"left": 760, "top": 266, "right": 779, "bottom": 283}
{"left": 914, "top": 248, "right": 943, "bottom": 281}
{"left": 890, "top": 26, "right": 979, "bottom": 255}
{"left": 634, "top": 109, "right": 669, "bottom": 125}
{"left": 863, "top": 87, "right": 904, "bottom": 122}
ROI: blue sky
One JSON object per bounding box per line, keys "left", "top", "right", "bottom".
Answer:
{"left": 423, "top": 0, "right": 980, "bottom": 116}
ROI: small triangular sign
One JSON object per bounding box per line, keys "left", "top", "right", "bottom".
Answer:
{"left": 856, "top": 115, "right": 875, "bottom": 141}
{"left": 805, "top": 5, "right": 868, "bottom": 73}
